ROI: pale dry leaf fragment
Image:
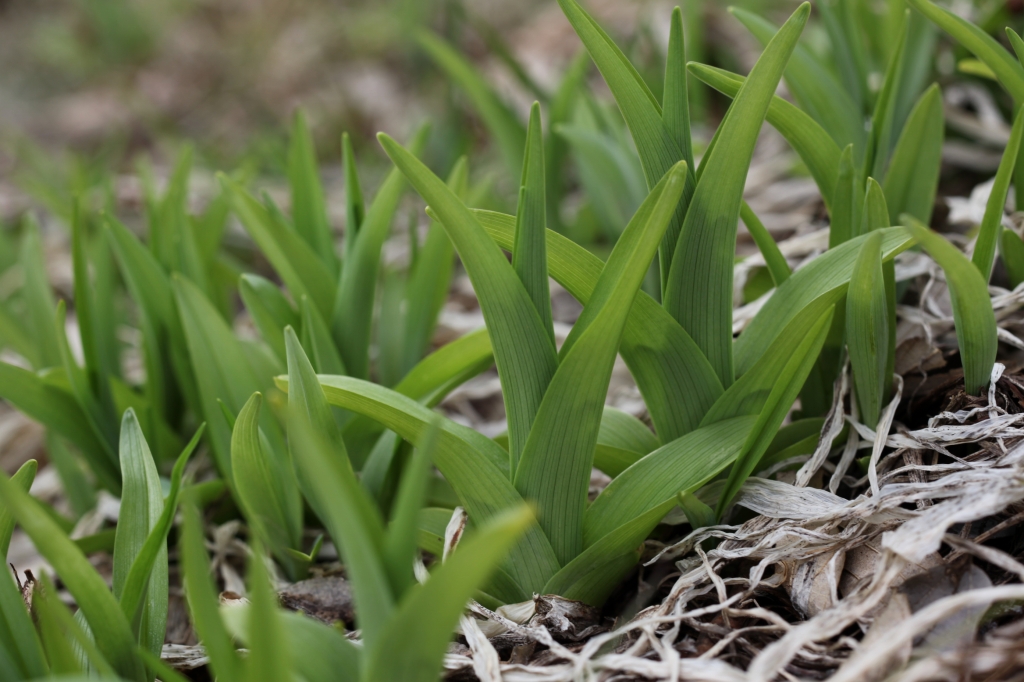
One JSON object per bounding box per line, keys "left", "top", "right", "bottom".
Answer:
{"left": 785, "top": 547, "right": 845, "bottom": 618}
{"left": 833, "top": 592, "right": 912, "bottom": 682}
{"left": 442, "top": 506, "right": 467, "bottom": 562}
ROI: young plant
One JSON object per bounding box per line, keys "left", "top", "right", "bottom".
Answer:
{"left": 179, "top": 358, "right": 533, "bottom": 682}
{"left": 0, "top": 413, "right": 201, "bottom": 682}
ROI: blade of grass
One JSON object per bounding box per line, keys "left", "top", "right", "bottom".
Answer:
{"left": 288, "top": 110, "right": 337, "bottom": 274}
{"left": 974, "top": 107, "right": 1024, "bottom": 280}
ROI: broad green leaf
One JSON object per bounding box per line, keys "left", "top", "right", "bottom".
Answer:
{"left": 112, "top": 409, "right": 167, "bottom": 659}
{"left": 730, "top": 6, "right": 864, "bottom": 154}
{"left": 663, "top": 7, "right": 694, "bottom": 170}
{"left": 473, "top": 209, "right": 723, "bottom": 442}
{"left": 417, "top": 30, "right": 526, "bottom": 178}
{"left": 363, "top": 506, "right": 533, "bottom": 682}
{"left": 817, "top": 0, "right": 868, "bottom": 112}
{"left": 285, "top": 329, "right": 394, "bottom": 646}
{"left": 0, "top": 460, "right": 34, "bottom": 559}
{"left": 181, "top": 504, "right": 242, "bottom": 681}
{"left": 741, "top": 202, "right": 790, "bottom": 286}
{"left": 717, "top": 308, "right": 833, "bottom": 516}
{"left": 676, "top": 491, "right": 715, "bottom": 530}
{"left": 240, "top": 274, "right": 299, "bottom": 365}
{"left": 882, "top": 84, "right": 943, "bottom": 225}
{"left": 515, "top": 162, "right": 687, "bottom": 563}
{"left": 664, "top": 4, "right": 810, "bottom": 387}
{"left": 173, "top": 275, "right": 280, "bottom": 479}
{"left": 379, "top": 133, "right": 558, "bottom": 465}
{"left": 907, "top": 0, "right": 1024, "bottom": 103}
{"left": 735, "top": 227, "right": 914, "bottom": 375}
{"left": 974, "top": 107, "right": 1024, "bottom": 280}
{"left": 288, "top": 110, "right": 337, "bottom": 274}
{"left": 222, "top": 175, "right": 336, "bottom": 320}
{"left": 546, "top": 50, "right": 592, "bottom": 231}
{"left": 332, "top": 127, "right": 427, "bottom": 379}
{"left": 34, "top": 572, "right": 116, "bottom": 677}
{"left": 383, "top": 420, "right": 439, "bottom": 597}
{"left": 1002, "top": 229, "right": 1024, "bottom": 287}
{"left": 544, "top": 500, "right": 673, "bottom": 605}
{"left": 584, "top": 416, "right": 755, "bottom": 545}
{"left": 688, "top": 63, "right": 841, "bottom": 210}
{"left": 513, "top": 102, "right": 555, "bottom": 347}
{"left": 555, "top": 0, "right": 689, "bottom": 282}
{"left": 0, "top": 469, "right": 144, "bottom": 681}
{"left": 0, "top": 362, "right": 118, "bottom": 490}
{"left": 847, "top": 232, "right": 888, "bottom": 424}
{"left": 905, "top": 219, "right": 997, "bottom": 394}
{"left": 829, "top": 145, "right": 862, "bottom": 247}
{"left": 281, "top": 372, "right": 561, "bottom": 595}
{"left": 595, "top": 406, "right": 659, "bottom": 473}
{"left": 232, "top": 393, "right": 303, "bottom": 577}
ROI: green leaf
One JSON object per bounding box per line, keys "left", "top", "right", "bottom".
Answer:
{"left": 112, "top": 409, "right": 167, "bottom": 658}
{"left": 867, "top": 18, "right": 908, "bottom": 182}
{"left": 584, "top": 416, "right": 755, "bottom": 545}
{"left": 687, "top": 63, "right": 842, "bottom": 211}
{"left": 342, "top": 132, "right": 366, "bottom": 255}
{"left": 174, "top": 275, "right": 280, "bottom": 480}
{"left": 0, "top": 460, "right": 36, "bottom": 558}
{"left": 285, "top": 329, "right": 395, "bottom": 646}
{"left": 907, "top": 0, "right": 1024, "bottom": 103}
{"left": 592, "top": 407, "right": 659, "bottom": 478}
{"left": 416, "top": 30, "right": 526, "bottom": 178}
{"left": 829, "top": 145, "right": 862, "bottom": 247}
{"left": 244, "top": 542, "right": 294, "bottom": 682}
{"left": 473, "top": 209, "right": 723, "bottom": 442}
{"left": 332, "top": 126, "right": 427, "bottom": 379}
{"left": 117, "top": 426, "right": 201, "bottom": 651}
{"left": 379, "top": 133, "right": 558, "bottom": 466}
{"left": 34, "top": 572, "right": 116, "bottom": 677}
{"left": 716, "top": 307, "right": 834, "bottom": 516}
{"left": 240, "top": 274, "right": 299, "bottom": 365}
{"left": 0, "top": 541, "right": 46, "bottom": 679}
{"left": 222, "top": 174, "right": 336, "bottom": 320}
{"left": 664, "top": 3, "right": 810, "bottom": 387}
{"left": 741, "top": 202, "right": 790, "bottom": 286}
{"left": 232, "top": 393, "right": 304, "bottom": 576}
{"left": 363, "top": 506, "right": 533, "bottom": 682}
{"left": 383, "top": 419, "right": 440, "bottom": 597}
{"left": 513, "top": 102, "right": 555, "bottom": 347}
{"left": 663, "top": 7, "right": 694, "bottom": 171}
{"left": 846, "top": 232, "right": 888, "bottom": 424}
{"left": 676, "top": 491, "right": 715, "bottom": 530}
{"left": 515, "top": 162, "right": 687, "bottom": 563}
{"left": 544, "top": 499, "right": 673, "bottom": 605}
{"left": 280, "top": 372, "right": 561, "bottom": 595}
{"left": 735, "top": 227, "right": 914, "bottom": 375}
{"left": 19, "top": 218, "right": 62, "bottom": 368}
{"left": 974, "top": 107, "right": 1024, "bottom": 280}
{"left": 882, "top": 84, "right": 944, "bottom": 225}
{"left": 300, "top": 296, "right": 346, "bottom": 376}
{"left": 730, "top": 6, "right": 864, "bottom": 154}
{"left": 862, "top": 178, "right": 891, "bottom": 232}
{"left": 181, "top": 504, "right": 242, "bottom": 681}
{"left": 0, "top": 469, "right": 144, "bottom": 681}
{"left": 288, "top": 110, "right": 337, "bottom": 274}
{"left": 1002, "top": 228, "right": 1024, "bottom": 287}
{"left": 904, "top": 219, "right": 997, "bottom": 395}
{"left": 0, "top": 362, "right": 118, "bottom": 490}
